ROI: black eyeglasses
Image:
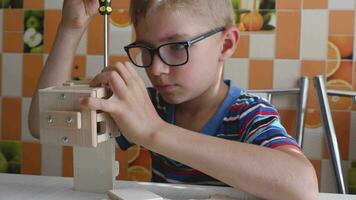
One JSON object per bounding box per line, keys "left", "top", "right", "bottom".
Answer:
{"left": 124, "top": 27, "right": 225, "bottom": 68}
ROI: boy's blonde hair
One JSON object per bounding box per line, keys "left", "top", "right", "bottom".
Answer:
{"left": 130, "top": 0, "right": 234, "bottom": 29}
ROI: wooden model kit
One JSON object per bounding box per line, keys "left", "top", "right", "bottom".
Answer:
{"left": 38, "top": 0, "right": 120, "bottom": 194}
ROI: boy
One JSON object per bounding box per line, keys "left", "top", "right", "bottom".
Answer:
{"left": 29, "top": 0, "right": 318, "bottom": 199}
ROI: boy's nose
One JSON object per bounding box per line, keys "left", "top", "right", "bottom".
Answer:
{"left": 149, "top": 54, "right": 170, "bottom": 76}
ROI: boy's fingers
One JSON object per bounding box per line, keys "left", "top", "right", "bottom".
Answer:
{"left": 79, "top": 97, "right": 117, "bottom": 113}
{"left": 90, "top": 71, "right": 127, "bottom": 98}
{"left": 113, "top": 62, "right": 133, "bottom": 86}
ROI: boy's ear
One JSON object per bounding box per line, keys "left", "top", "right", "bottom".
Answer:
{"left": 219, "top": 26, "right": 240, "bottom": 62}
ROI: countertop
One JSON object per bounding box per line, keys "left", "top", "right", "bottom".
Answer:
{"left": 0, "top": 173, "right": 355, "bottom": 200}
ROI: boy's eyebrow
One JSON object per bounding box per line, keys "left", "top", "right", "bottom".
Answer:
{"left": 135, "top": 33, "right": 192, "bottom": 46}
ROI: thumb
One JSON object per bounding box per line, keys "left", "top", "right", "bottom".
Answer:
{"left": 79, "top": 97, "right": 111, "bottom": 112}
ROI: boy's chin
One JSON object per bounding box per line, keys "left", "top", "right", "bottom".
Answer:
{"left": 159, "top": 93, "right": 186, "bottom": 105}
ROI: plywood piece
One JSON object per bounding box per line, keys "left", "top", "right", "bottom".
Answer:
{"left": 73, "top": 139, "right": 119, "bottom": 193}
{"left": 107, "top": 189, "right": 163, "bottom": 200}
{"left": 43, "top": 111, "right": 82, "bottom": 130}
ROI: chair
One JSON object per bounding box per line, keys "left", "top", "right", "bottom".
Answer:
{"left": 313, "top": 75, "right": 356, "bottom": 194}
{"left": 247, "top": 76, "right": 309, "bottom": 148}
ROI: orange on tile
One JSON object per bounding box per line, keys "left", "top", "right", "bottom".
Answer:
{"left": 62, "top": 146, "right": 73, "bottom": 177}
{"left": 241, "top": 11, "right": 264, "bottom": 31}
{"left": 329, "top": 35, "right": 354, "bottom": 58}
{"left": 2, "top": 98, "right": 21, "bottom": 140}
{"left": 127, "top": 144, "right": 140, "bottom": 164}
{"left": 116, "top": 147, "right": 128, "bottom": 180}
{"left": 110, "top": 9, "right": 131, "bottom": 27}
{"left": 327, "top": 41, "right": 341, "bottom": 77}
{"left": 3, "top": 9, "right": 24, "bottom": 31}
{"left": 329, "top": 60, "right": 353, "bottom": 84}
{"left": 127, "top": 165, "right": 151, "bottom": 182}
{"left": 21, "top": 142, "right": 41, "bottom": 175}
{"left": 305, "top": 109, "right": 322, "bottom": 128}
{"left": 276, "top": 11, "right": 301, "bottom": 59}
{"left": 0, "top": 55, "right": 2, "bottom": 96}
{"left": 3, "top": 32, "right": 23, "bottom": 53}
{"left": 233, "top": 34, "right": 249, "bottom": 58}
{"left": 326, "top": 79, "right": 353, "bottom": 110}
{"left": 329, "top": 11, "right": 355, "bottom": 35}
{"left": 23, "top": 54, "right": 43, "bottom": 97}
{"left": 249, "top": 60, "right": 273, "bottom": 89}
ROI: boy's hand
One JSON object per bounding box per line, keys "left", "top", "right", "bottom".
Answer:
{"left": 61, "top": 0, "right": 99, "bottom": 30}
{"left": 79, "top": 62, "right": 164, "bottom": 145}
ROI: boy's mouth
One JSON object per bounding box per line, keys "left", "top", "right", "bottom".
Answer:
{"left": 155, "top": 84, "right": 177, "bottom": 93}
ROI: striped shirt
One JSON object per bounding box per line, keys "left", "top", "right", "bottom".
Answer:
{"left": 116, "top": 80, "right": 299, "bottom": 185}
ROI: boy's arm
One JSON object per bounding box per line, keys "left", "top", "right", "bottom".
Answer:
{"left": 28, "top": 0, "right": 99, "bottom": 139}
{"left": 145, "top": 124, "right": 318, "bottom": 200}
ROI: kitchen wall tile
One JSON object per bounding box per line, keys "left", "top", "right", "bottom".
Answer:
{"left": 0, "top": 98, "right": 2, "bottom": 138}
{"left": 310, "top": 159, "right": 322, "bottom": 190}
{"left": 21, "top": 142, "right": 41, "bottom": 175}
{"left": 224, "top": 58, "right": 249, "bottom": 90}
{"left": 41, "top": 144, "right": 62, "bottom": 176}
{"left": 249, "top": 33, "right": 275, "bottom": 59}
{"left": 71, "top": 55, "right": 86, "bottom": 79}
{"left": 328, "top": 0, "right": 356, "bottom": 10}
{"left": 249, "top": 60, "right": 273, "bottom": 89}
{"left": 301, "top": 60, "right": 326, "bottom": 108}
{"left": 3, "top": 9, "right": 23, "bottom": 31}
{"left": 329, "top": 10, "right": 355, "bottom": 35}
{"left": 0, "top": 11, "right": 3, "bottom": 52}
{"left": 44, "top": 10, "right": 61, "bottom": 53}
{"left": 322, "top": 111, "right": 350, "bottom": 160}
{"left": 86, "top": 55, "right": 102, "bottom": 78}
{"left": 1, "top": 97, "right": 21, "bottom": 140}
{"left": 2, "top": 53, "right": 23, "bottom": 97}
{"left": 44, "top": 0, "right": 63, "bottom": 9}
{"left": 278, "top": 109, "right": 297, "bottom": 137}
{"left": 88, "top": 14, "right": 104, "bottom": 55}
{"left": 301, "top": 10, "right": 328, "bottom": 59}
{"left": 303, "top": 127, "right": 324, "bottom": 159}
{"left": 110, "top": 25, "right": 132, "bottom": 55}
{"left": 349, "top": 111, "right": 356, "bottom": 160}
{"left": 116, "top": 147, "right": 128, "bottom": 180}
{"left": 303, "top": 0, "right": 328, "bottom": 9}
{"left": 3, "top": 32, "right": 23, "bottom": 53}
{"left": 320, "top": 159, "right": 349, "bottom": 193}
{"left": 23, "top": 54, "right": 43, "bottom": 97}
{"left": 77, "top": 31, "right": 87, "bottom": 55}
{"left": 21, "top": 97, "right": 36, "bottom": 142}
{"left": 233, "top": 34, "right": 249, "bottom": 58}
{"left": 276, "top": 11, "right": 301, "bottom": 59}
{"left": 24, "top": 0, "right": 44, "bottom": 9}
{"left": 272, "top": 59, "right": 300, "bottom": 108}
{"left": 111, "top": 0, "right": 130, "bottom": 10}
{"left": 276, "top": 0, "right": 301, "bottom": 9}
{"left": 62, "top": 146, "right": 73, "bottom": 177}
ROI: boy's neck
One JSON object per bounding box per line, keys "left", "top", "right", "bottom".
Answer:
{"left": 176, "top": 78, "right": 229, "bottom": 115}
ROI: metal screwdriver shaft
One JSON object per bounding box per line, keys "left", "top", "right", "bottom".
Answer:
{"left": 98, "top": 0, "right": 112, "bottom": 68}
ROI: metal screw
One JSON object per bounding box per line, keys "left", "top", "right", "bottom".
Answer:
{"left": 47, "top": 116, "right": 54, "bottom": 124}
{"left": 59, "top": 93, "right": 66, "bottom": 100}
{"left": 65, "top": 116, "right": 73, "bottom": 124}
{"left": 62, "top": 136, "right": 69, "bottom": 144}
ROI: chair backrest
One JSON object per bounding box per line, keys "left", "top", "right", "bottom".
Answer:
{"left": 247, "top": 76, "right": 309, "bottom": 148}
{"left": 313, "top": 75, "right": 356, "bottom": 194}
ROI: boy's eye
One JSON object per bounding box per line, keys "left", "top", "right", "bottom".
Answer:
{"left": 169, "top": 44, "right": 185, "bottom": 51}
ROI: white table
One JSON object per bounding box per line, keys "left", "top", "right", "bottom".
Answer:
{"left": 0, "top": 173, "right": 355, "bottom": 200}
